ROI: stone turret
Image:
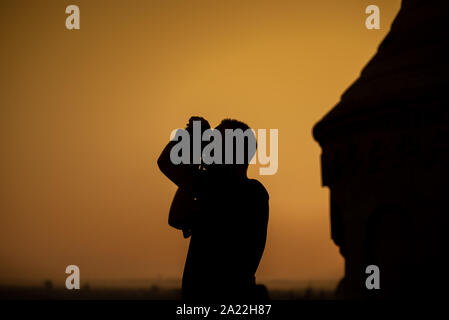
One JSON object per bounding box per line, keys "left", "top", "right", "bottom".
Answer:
{"left": 313, "top": 0, "right": 449, "bottom": 298}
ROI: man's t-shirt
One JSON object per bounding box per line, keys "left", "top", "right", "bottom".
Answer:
{"left": 182, "top": 177, "right": 269, "bottom": 300}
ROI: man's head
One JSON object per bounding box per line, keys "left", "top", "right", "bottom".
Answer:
{"left": 208, "top": 119, "right": 257, "bottom": 176}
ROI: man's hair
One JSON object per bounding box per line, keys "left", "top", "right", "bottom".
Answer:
{"left": 219, "top": 119, "right": 251, "bottom": 132}
{"left": 217, "top": 119, "right": 257, "bottom": 166}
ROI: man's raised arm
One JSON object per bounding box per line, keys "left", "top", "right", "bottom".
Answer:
{"left": 157, "top": 133, "right": 189, "bottom": 187}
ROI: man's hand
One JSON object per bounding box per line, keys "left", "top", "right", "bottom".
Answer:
{"left": 158, "top": 116, "right": 209, "bottom": 186}
{"left": 185, "top": 116, "right": 210, "bottom": 135}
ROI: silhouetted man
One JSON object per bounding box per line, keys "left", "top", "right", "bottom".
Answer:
{"left": 158, "top": 117, "right": 269, "bottom": 301}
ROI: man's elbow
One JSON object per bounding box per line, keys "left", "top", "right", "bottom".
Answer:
{"left": 157, "top": 154, "right": 168, "bottom": 174}
{"left": 168, "top": 216, "right": 185, "bottom": 230}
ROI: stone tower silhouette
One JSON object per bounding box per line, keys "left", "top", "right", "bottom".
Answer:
{"left": 313, "top": 0, "right": 449, "bottom": 299}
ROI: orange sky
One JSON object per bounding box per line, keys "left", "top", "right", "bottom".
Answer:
{"left": 0, "top": 0, "right": 401, "bottom": 287}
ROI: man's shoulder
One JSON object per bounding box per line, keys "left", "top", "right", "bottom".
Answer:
{"left": 247, "top": 179, "right": 269, "bottom": 200}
